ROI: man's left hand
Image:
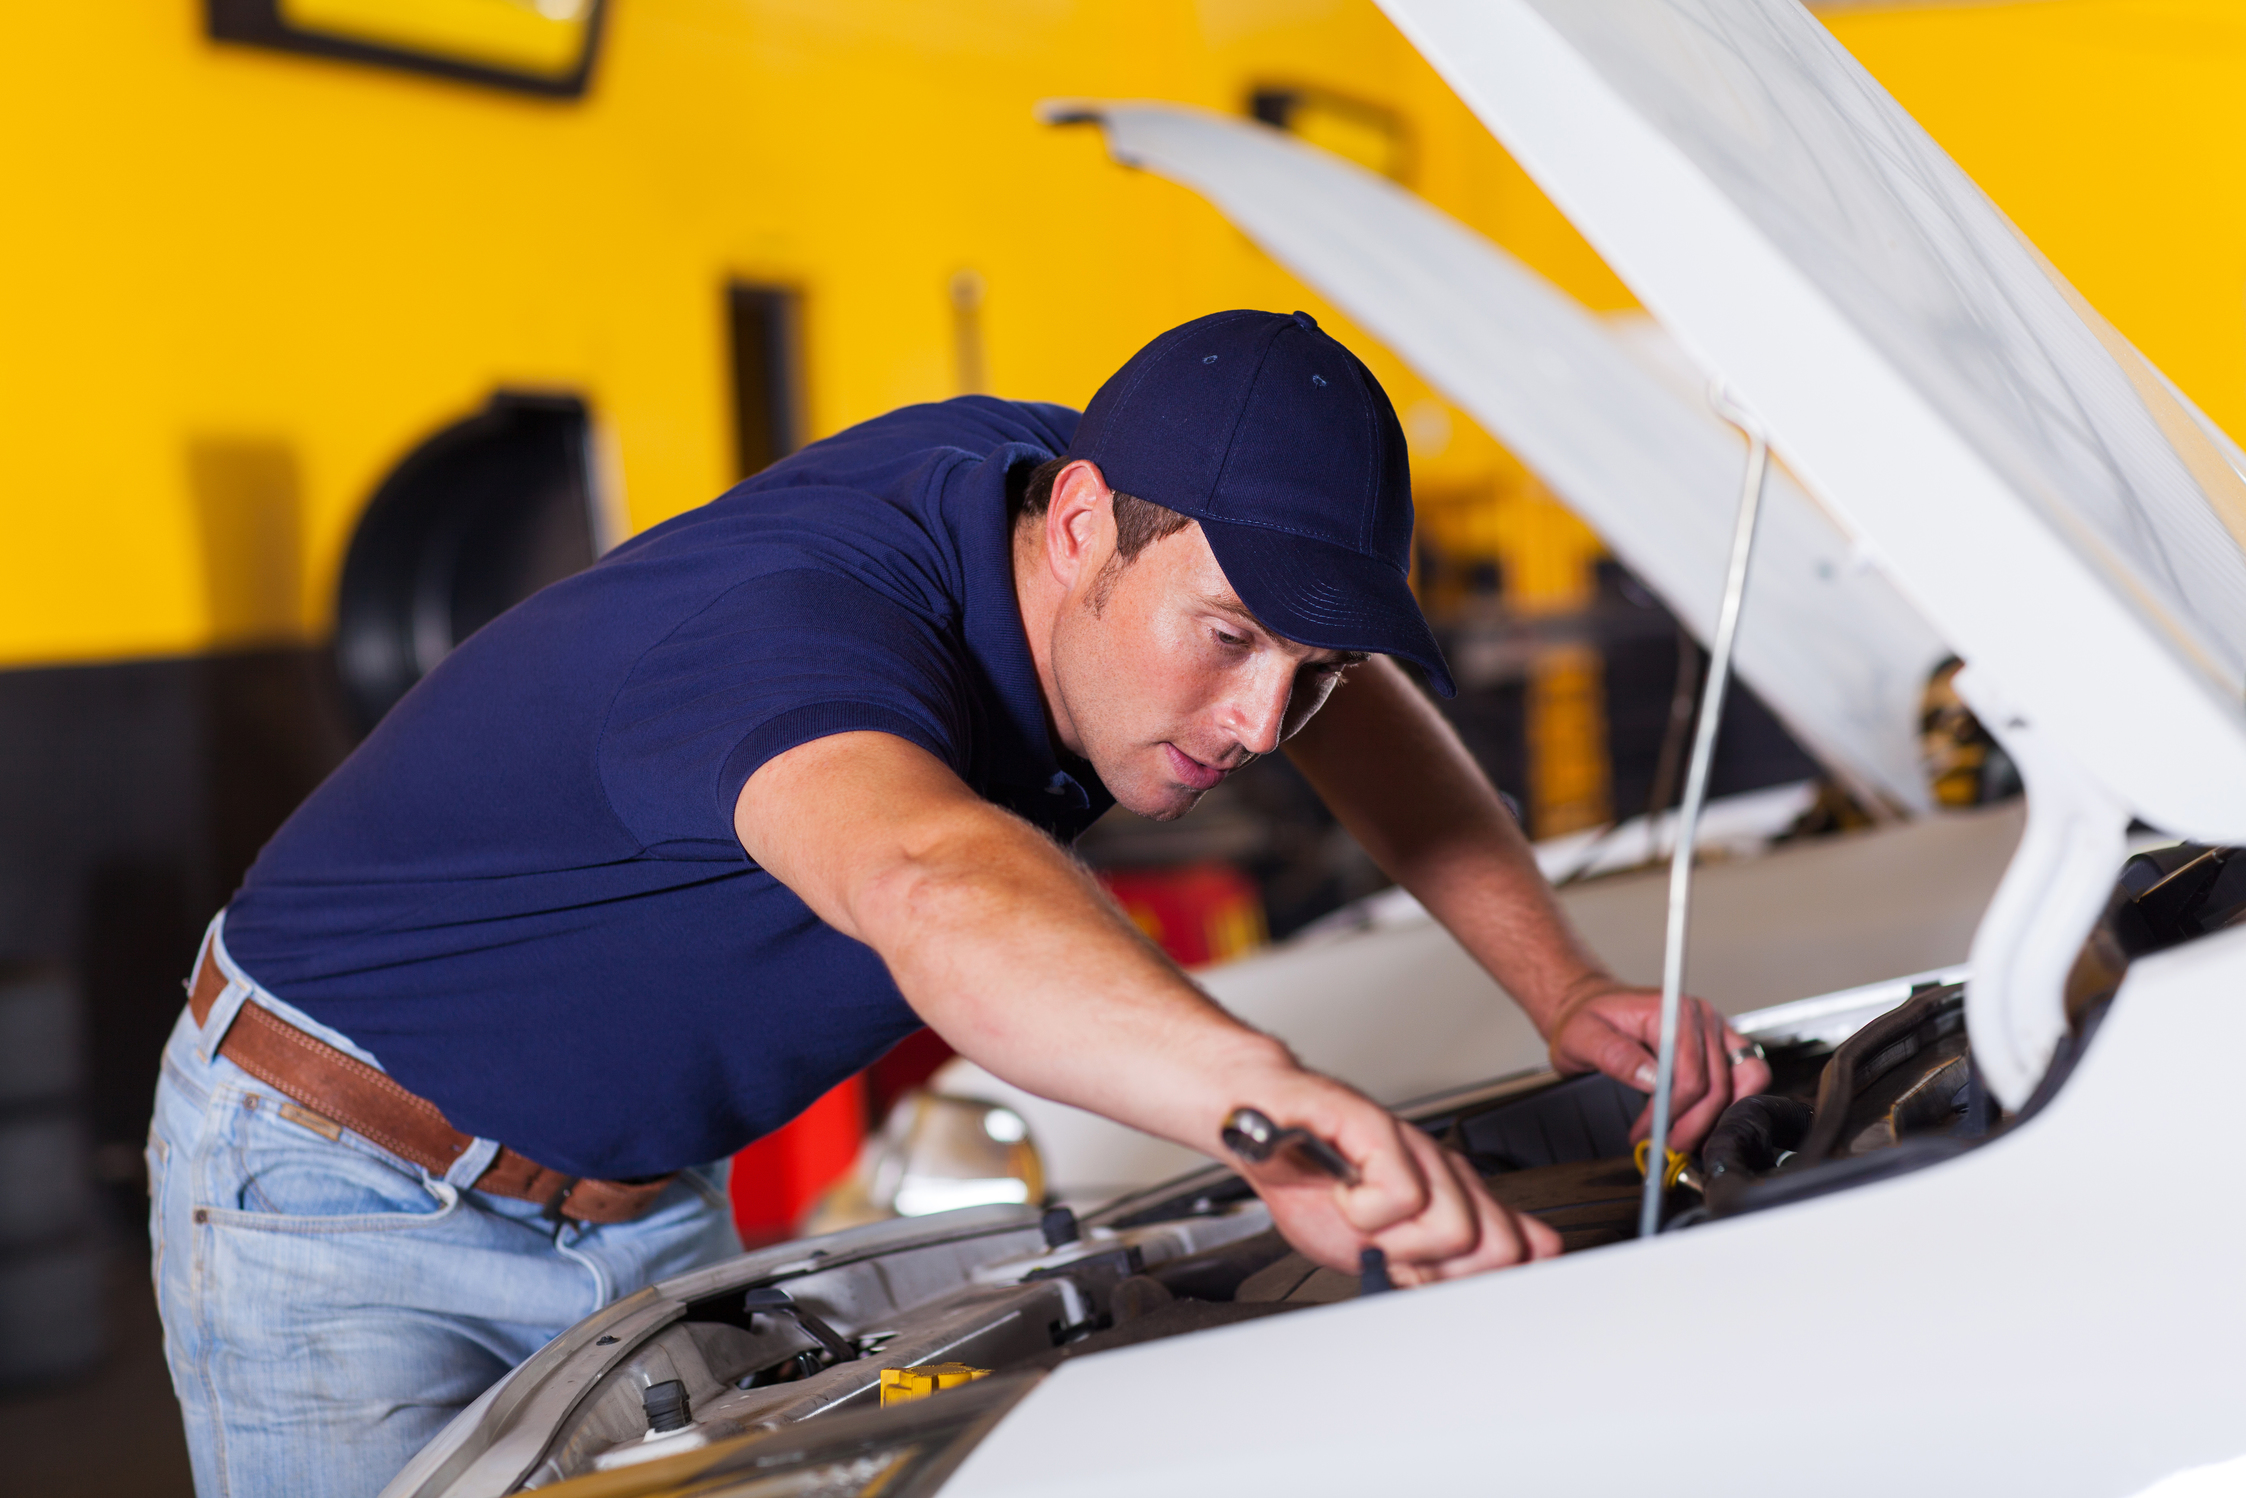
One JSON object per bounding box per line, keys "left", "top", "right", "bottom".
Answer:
{"left": 1544, "top": 981, "right": 1772, "bottom": 1153}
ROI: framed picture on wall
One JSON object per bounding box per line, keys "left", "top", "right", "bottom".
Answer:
{"left": 206, "top": 0, "right": 607, "bottom": 97}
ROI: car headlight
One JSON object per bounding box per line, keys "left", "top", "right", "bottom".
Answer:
{"left": 534, "top": 1371, "right": 1035, "bottom": 1498}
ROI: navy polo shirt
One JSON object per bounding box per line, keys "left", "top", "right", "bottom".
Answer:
{"left": 223, "top": 397, "right": 1112, "bottom": 1180}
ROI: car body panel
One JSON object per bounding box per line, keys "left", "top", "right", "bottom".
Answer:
{"left": 942, "top": 926, "right": 2246, "bottom": 1498}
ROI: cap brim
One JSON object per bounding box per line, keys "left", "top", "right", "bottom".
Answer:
{"left": 1198, "top": 518, "right": 1456, "bottom": 697}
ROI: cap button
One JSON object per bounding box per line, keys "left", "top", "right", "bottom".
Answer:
{"left": 1291, "top": 310, "right": 1319, "bottom": 332}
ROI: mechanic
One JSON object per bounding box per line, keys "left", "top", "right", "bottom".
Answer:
{"left": 148, "top": 309, "right": 1770, "bottom": 1497}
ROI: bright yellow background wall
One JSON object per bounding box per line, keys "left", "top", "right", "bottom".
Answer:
{"left": 4, "top": 1, "right": 2241, "bottom": 671}
{"left": 1822, "top": 0, "right": 2246, "bottom": 442}
{"left": 0, "top": 0, "right": 1616, "bottom": 669}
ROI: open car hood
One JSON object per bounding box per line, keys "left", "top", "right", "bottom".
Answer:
{"left": 1080, "top": 0, "right": 2246, "bottom": 1105}
{"left": 1043, "top": 98, "right": 1948, "bottom": 814}
{"left": 1368, "top": 0, "right": 2246, "bottom": 834}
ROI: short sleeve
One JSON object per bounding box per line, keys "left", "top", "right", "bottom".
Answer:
{"left": 598, "top": 569, "right": 975, "bottom": 852}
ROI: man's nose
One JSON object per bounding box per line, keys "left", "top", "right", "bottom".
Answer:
{"left": 1220, "top": 663, "right": 1293, "bottom": 757}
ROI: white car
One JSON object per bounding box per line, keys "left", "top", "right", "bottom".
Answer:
{"left": 381, "top": 3, "right": 2246, "bottom": 1495}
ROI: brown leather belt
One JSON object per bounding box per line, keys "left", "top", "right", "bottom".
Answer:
{"left": 189, "top": 947, "right": 676, "bottom": 1225}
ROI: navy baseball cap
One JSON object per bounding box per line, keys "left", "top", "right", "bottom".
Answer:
{"left": 1068, "top": 309, "right": 1454, "bottom": 696}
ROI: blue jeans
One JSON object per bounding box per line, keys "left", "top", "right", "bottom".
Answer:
{"left": 148, "top": 919, "right": 742, "bottom": 1498}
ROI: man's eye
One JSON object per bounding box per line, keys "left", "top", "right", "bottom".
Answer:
{"left": 1214, "top": 630, "right": 1250, "bottom": 648}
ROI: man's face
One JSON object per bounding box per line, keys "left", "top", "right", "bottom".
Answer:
{"left": 1043, "top": 489, "right": 1363, "bottom": 822}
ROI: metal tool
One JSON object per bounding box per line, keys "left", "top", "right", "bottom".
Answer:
{"left": 1221, "top": 1106, "right": 1361, "bottom": 1186}
{"left": 1222, "top": 1107, "right": 1394, "bottom": 1295}
{"left": 1640, "top": 384, "right": 1770, "bottom": 1240}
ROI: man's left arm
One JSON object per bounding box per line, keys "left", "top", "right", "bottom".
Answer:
{"left": 1282, "top": 657, "right": 1771, "bottom": 1150}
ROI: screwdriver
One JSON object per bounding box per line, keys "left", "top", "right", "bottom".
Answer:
{"left": 1221, "top": 1106, "right": 1393, "bottom": 1296}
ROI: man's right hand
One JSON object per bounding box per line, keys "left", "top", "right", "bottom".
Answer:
{"left": 1223, "top": 1069, "right": 1561, "bottom": 1285}
{"left": 1545, "top": 983, "right": 1771, "bottom": 1153}
{"left": 737, "top": 730, "right": 1556, "bottom": 1287}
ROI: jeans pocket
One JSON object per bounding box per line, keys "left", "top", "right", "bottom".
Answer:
{"left": 206, "top": 1097, "right": 460, "bottom": 1236}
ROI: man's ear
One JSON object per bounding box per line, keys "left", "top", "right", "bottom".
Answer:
{"left": 1044, "top": 460, "right": 1114, "bottom": 595}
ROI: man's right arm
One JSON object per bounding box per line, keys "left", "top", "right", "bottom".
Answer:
{"left": 733, "top": 729, "right": 1559, "bottom": 1283}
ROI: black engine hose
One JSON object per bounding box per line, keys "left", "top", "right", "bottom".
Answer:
{"left": 1701, "top": 1094, "right": 1813, "bottom": 1215}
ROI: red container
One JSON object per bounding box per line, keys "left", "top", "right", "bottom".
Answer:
{"left": 1097, "top": 861, "right": 1267, "bottom": 968}
{"left": 726, "top": 861, "right": 1265, "bottom": 1241}
{"left": 727, "top": 1071, "right": 865, "bottom": 1247}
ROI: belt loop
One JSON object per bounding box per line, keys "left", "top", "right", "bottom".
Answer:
{"left": 191, "top": 915, "right": 252, "bottom": 1064}
{"left": 444, "top": 1136, "right": 502, "bottom": 1192}
{"left": 187, "top": 916, "right": 216, "bottom": 996}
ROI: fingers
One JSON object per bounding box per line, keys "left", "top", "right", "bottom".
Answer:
{"left": 1242, "top": 1027, "right": 1783, "bottom": 1292}
{"left": 1582, "top": 1024, "right": 1660, "bottom": 1096}
{"left": 1243, "top": 1088, "right": 1553, "bottom": 1287}
{"left": 1241, "top": 1093, "right": 1443, "bottom": 1274}
{"left": 1327, "top": 1108, "right": 1435, "bottom": 1237}
{"left": 1622, "top": 998, "right": 1710, "bottom": 1144}
{"left": 1721, "top": 1020, "right": 1775, "bottom": 1100}
{"left": 1372, "top": 1135, "right": 1553, "bottom": 1285}
{"left": 1357, "top": 1130, "right": 1499, "bottom": 1271}
{"left": 1620, "top": 998, "right": 1761, "bottom": 1149}
{"left": 1664, "top": 1001, "right": 1716, "bottom": 1132}
{"left": 1664, "top": 1003, "right": 1737, "bottom": 1152}
{"left": 1555, "top": 985, "right": 1740, "bottom": 1124}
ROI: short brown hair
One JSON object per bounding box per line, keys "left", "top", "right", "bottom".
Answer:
{"left": 1015, "top": 455, "right": 1193, "bottom": 562}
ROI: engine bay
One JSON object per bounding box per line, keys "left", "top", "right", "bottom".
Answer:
{"left": 411, "top": 842, "right": 2246, "bottom": 1497}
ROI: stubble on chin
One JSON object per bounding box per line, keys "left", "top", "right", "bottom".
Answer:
{"left": 1120, "top": 766, "right": 1202, "bottom": 823}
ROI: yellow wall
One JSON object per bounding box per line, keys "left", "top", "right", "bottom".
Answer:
{"left": 0, "top": 0, "right": 1621, "bottom": 671}
{"left": 1823, "top": 0, "right": 2246, "bottom": 443}
{"left": 9, "top": 1, "right": 2239, "bottom": 677}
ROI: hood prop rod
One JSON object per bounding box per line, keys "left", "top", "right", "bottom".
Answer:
{"left": 1640, "top": 385, "right": 1770, "bottom": 1240}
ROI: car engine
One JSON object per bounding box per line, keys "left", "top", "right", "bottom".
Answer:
{"left": 387, "top": 842, "right": 2246, "bottom": 1498}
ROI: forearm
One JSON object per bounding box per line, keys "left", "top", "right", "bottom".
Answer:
{"left": 738, "top": 731, "right": 1562, "bottom": 1277}
{"left": 869, "top": 813, "right": 1293, "bottom": 1143}
{"left": 738, "top": 734, "right": 1294, "bottom": 1152}
{"left": 1284, "top": 658, "right": 1615, "bottom": 1033}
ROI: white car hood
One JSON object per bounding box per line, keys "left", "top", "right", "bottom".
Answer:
{"left": 1044, "top": 98, "right": 1948, "bottom": 814}
{"left": 1163, "top": 0, "right": 2246, "bottom": 1103}
{"left": 1373, "top": 0, "right": 2246, "bottom": 841}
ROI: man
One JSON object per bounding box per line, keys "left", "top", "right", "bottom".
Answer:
{"left": 149, "top": 310, "right": 1769, "bottom": 1496}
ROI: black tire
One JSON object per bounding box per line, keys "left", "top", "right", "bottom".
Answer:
{"left": 334, "top": 392, "right": 598, "bottom": 735}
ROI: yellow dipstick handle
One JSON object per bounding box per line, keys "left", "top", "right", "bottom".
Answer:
{"left": 1634, "top": 1139, "right": 1690, "bottom": 1189}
